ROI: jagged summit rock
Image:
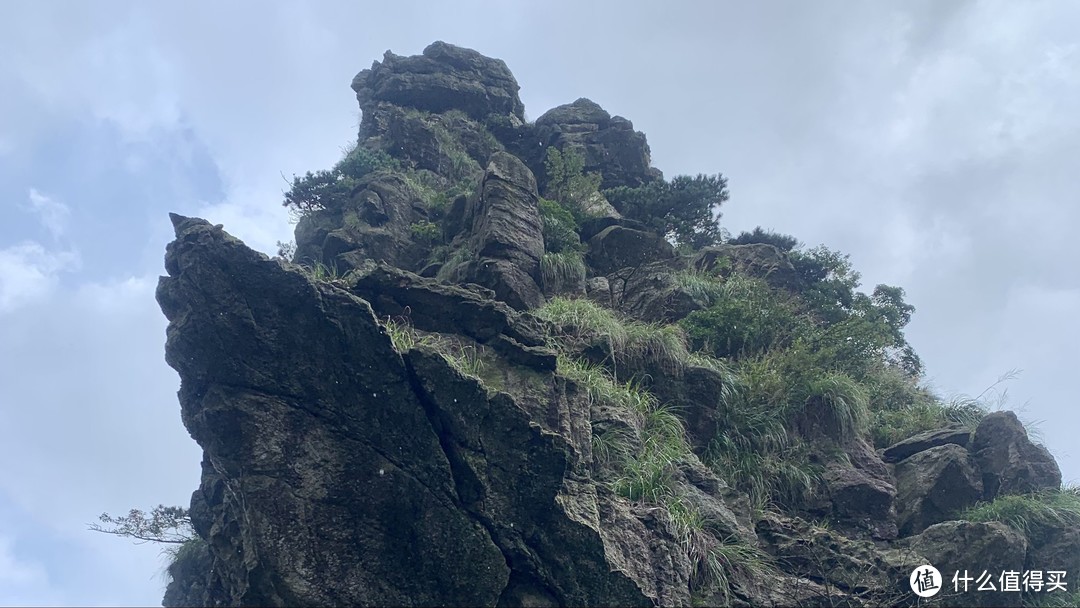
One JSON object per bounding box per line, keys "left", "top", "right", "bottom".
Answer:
{"left": 352, "top": 41, "right": 525, "bottom": 122}
{"left": 533, "top": 97, "right": 662, "bottom": 189}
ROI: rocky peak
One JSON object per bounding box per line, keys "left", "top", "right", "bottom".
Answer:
{"left": 351, "top": 41, "right": 525, "bottom": 122}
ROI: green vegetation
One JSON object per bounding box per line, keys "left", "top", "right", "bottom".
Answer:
{"left": 537, "top": 297, "right": 691, "bottom": 379}
{"left": 382, "top": 318, "right": 485, "bottom": 380}
{"left": 539, "top": 197, "right": 585, "bottom": 254}
{"left": 605, "top": 173, "right": 729, "bottom": 249}
{"left": 543, "top": 147, "right": 602, "bottom": 219}
{"left": 409, "top": 220, "right": 442, "bottom": 245}
{"left": 540, "top": 251, "right": 586, "bottom": 291}
{"left": 283, "top": 144, "right": 399, "bottom": 215}
{"left": 961, "top": 486, "right": 1080, "bottom": 541}
{"left": 728, "top": 226, "right": 800, "bottom": 252}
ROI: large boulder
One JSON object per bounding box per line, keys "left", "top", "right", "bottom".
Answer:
{"left": 612, "top": 259, "right": 707, "bottom": 324}
{"left": 811, "top": 438, "right": 899, "bottom": 540}
{"left": 906, "top": 521, "right": 1028, "bottom": 607}
{"left": 451, "top": 152, "right": 545, "bottom": 310}
{"left": 529, "top": 98, "right": 662, "bottom": 190}
{"left": 882, "top": 425, "right": 972, "bottom": 464}
{"left": 894, "top": 444, "right": 983, "bottom": 537}
{"left": 693, "top": 243, "right": 801, "bottom": 291}
{"left": 587, "top": 225, "right": 675, "bottom": 276}
{"left": 351, "top": 41, "right": 525, "bottom": 122}
{"left": 971, "top": 411, "right": 1062, "bottom": 499}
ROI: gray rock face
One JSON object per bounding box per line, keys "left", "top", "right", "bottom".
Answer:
{"left": 158, "top": 215, "right": 695, "bottom": 607}
{"left": 972, "top": 411, "right": 1062, "bottom": 499}
{"left": 882, "top": 425, "right": 972, "bottom": 463}
{"left": 613, "top": 259, "right": 707, "bottom": 324}
{"left": 293, "top": 171, "right": 429, "bottom": 272}
{"left": 453, "top": 152, "right": 545, "bottom": 310}
{"left": 352, "top": 41, "right": 525, "bottom": 122}
{"left": 894, "top": 444, "right": 983, "bottom": 536}
{"left": 586, "top": 225, "right": 675, "bottom": 276}
{"left": 531, "top": 98, "right": 662, "bottom": 189}
{"left": 815, "top": 438, "right": 900, "bottom": 540}
{"left": 693, "top": 243, "right": 801, "bottom": 291}
{"left": 906, "top": 521, "right": 1028, "bottom": 607}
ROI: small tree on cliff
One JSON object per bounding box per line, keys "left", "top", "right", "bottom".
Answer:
{"left": 605, "top": 173, "right": 729, "bottom": 250}
{"left": 89, "top": 505, "right": 194, "bottom": 544}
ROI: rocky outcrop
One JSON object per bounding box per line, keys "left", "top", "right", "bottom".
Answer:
{"left": 587, "top": 225, "right": 675, "bottom": 277}
{"left": 812, "top": 438, "right": 900, "bottom": 540}
{"left": 905, "top": 521, "right": 1028, "bottom": 607}
{"left": 613, "top": 259, "right": 707, "bottom": 324}
{"left": 882, "top": 425, "right": 972, "bottom": 463}
{"left": 894, "top": 444, "right": 983, "bottom": 536}
{"left": 693, "top": 243, "right": 801, "bottom": 291}
{"left": 971, "top": 411, "right": 1062, "bottom": 499}
{"left": 531, "top": 98, "right": 662, "bottom": 190}
{"left": 449, "top": 151, "right": 545, "bottom": 310}
{"left": 352, "top": 41, "right": 525, "bottom": 122}
{"left": 160, "top": 41, "right": 1076, "bottom": 608}
{"left": 158, "top": 215, "right": 691, "bottom": 606}
{"left": 293, "top": 171, "right": 430, "bottom": 272}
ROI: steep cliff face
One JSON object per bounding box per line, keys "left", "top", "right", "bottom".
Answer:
{"left": 160, "top": 42, "right": 1074, "bottom": 607}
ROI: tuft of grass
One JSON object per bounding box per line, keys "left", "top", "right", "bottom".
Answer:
{"left": 537, "top": 297, "right": 691, "bottom": 379}
{"left": 803, "top": 371, "right": 869, "bottom": 443}
{"left": 305, "top": 261, "right": 347, "bottom": 285}
{"left": 673, "top": 269, "right": 726, "bottom": 305}
{"left": 961, "top": 487, "right": 1080, "bottom": 540}
{"left": 540, "top": 251, "right": 586, "bottom": 291}
{"left": 443, "top": 344, "right": 486, "bottom": 379}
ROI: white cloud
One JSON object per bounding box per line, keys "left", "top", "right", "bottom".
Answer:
{"left": 0, "top": 242, "right": 80, "bottom": 313}
{"left": 26, "top": 189, "right": 71, "bottom": 240}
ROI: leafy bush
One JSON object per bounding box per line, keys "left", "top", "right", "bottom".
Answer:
{"left": 679, "top": 275, "right": 806, "bottom": 360}
{"left": 539, "top": 197, "right": 584, "bottom": 254}
{"left": 728, "top": 227, "right": 801, "bottom": 252}
{"left": 283, "top": 145, "right": 399, "bottom": 214}
{"left": 543, "top": 147, "right": 602, "bottom": 218}
{"left": 409, "top": 220, "right": 442, "bottom": 245}
{"left": 604, "top": 173, "right": 729, "bottom": 249}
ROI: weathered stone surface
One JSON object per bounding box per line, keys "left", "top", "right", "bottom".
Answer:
{"left": 882, "top": 425, "right": 972, "bottom": 463}
{"left": 347, "top": 260, "right": 547, "bottom": 349}
{"left": 584, "top": 276, "right": 611, "bottom": 307}
{"left": 812, "top": 439, "right": 899, "bottom": 540}
{"left": 613, "top": 259, "right": 707, "bottom": 324}
{"left": 906, "top": 521, "right": 1028, "bottom": 607}
{"left": 1027, "top": 526, "right": 1080, "bottom": 595}
{"left": 972, "top": 411, "right": 1062, "bottom": 499}
{"left": 530, "top": 98, "right": 662, "bottom": 189}
{"left": 293, "top": 171, "right": 430, "bottom": 272}
{"left": 894, "top": 444, "right": 983, "bottom": 537}
{"left": 754, "top": 512, "right": 923, "bottom": 606}
{"left": 586, "top": 225, "right": 675, "bottom": 276}
{"left": 352, "top": 41, "right": 525, "bottom": 122}
{"left": 451, "top": 152, "right": 545, "bottom": 310}
{"left": 157, "top": 215, "right": 509, "bottom": 606}
{"left": 693, "top": 243, "right": 801, "bottom": 291}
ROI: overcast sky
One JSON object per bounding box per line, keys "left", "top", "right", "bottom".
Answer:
{"left": 1, "top": 1, "right": 1077, "bottom": 604}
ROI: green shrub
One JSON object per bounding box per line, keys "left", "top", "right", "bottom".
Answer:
{"left": 543, "top": 147, "right": 602, "bottom": 219}
{"left": 679, "top": 275, "right": 805, "bottom": 360}
{"left": 539, "top": 197, "right": 584, "bottom": 254}
{"left": 283, "top": 145, "right": 399, "bottom": 215}
{"left": 802, "top": 371, "right": 869, "bottom": 443}
{"left": 604, "top": 173, "right": 728, "bottom": 249}
{"left": 409, "top": 220, "right": 442, "bottom": 245}
{"left": 728, "top": 227, "right": 801, "bottom": 252}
